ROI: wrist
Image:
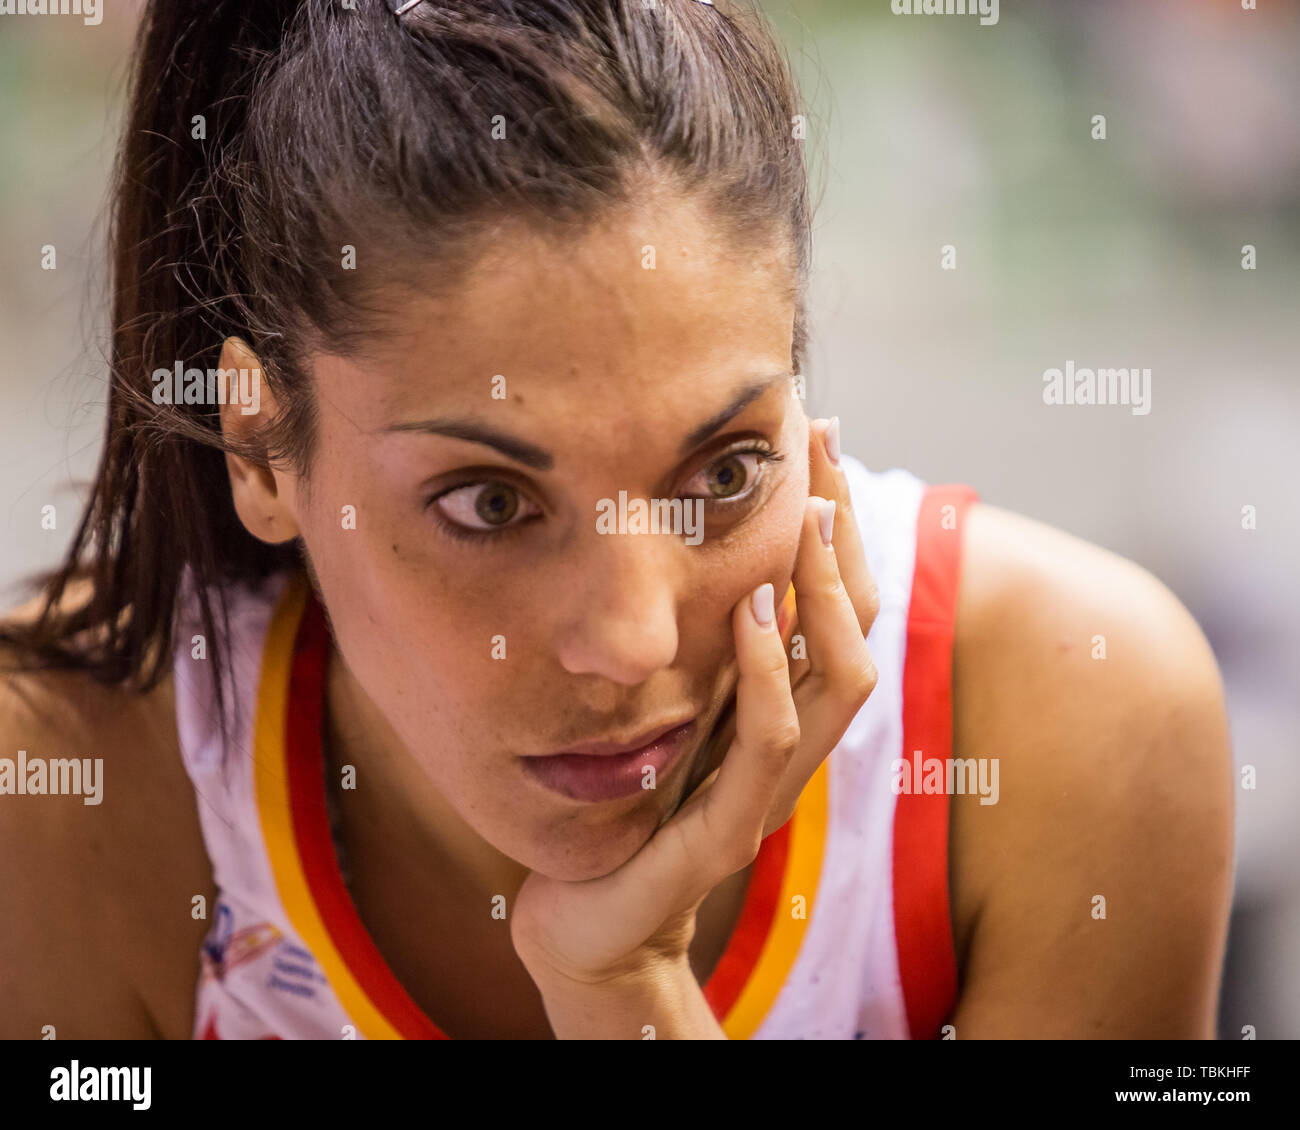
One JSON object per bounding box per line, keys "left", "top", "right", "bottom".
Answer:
{"left": 529, "top": 954, "right": 727, "bottom": 1040}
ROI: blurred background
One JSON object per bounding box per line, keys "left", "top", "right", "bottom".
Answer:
{"left": 0, "top": 0, "right": 1296, "bottom": 1037}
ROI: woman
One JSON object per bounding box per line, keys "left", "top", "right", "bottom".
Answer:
{"left": 0, "top": 0, "right": 1233, "bottom": 1039}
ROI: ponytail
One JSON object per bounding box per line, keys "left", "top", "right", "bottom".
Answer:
{"left": 0, "top": 2, "right": 304, "bottom": 726}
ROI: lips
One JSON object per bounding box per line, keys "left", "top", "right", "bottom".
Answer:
{"left": 521, "top": 719, "right": 698, "bottom": 803}
{"left": 543, "top": 717, "right": 696, "bottom": 758}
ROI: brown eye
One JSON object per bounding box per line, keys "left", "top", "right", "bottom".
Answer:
{"left": 433, "top": 481, "right": 538, "bottom": 534}
{"left": 682, "top": 448, "right": 777, "bottom": 505}
{"left": 474, "top": 483, "right": 519, "bottom": 525}
{"left": 706, "top": 454, "right": 750, "bottom": 499}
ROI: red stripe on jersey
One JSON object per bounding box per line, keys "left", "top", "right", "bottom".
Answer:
{"left": 893, "top": 483, "right": 979, "bottom": 1039}
{"left": 284, "top": 595, "right": 446, "bottom": 1039}
{"left": 701, "top": 817, "right": 791, "bottom": 1019}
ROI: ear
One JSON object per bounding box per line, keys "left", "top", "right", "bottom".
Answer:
{"left": 218, "top": 337, "right": 302, "bottom": 545}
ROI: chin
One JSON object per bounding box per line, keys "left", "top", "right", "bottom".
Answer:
{"left": 515, "top": 803, "right": 666, "bottom": 882}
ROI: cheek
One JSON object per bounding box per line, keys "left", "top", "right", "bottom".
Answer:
{"left": 294, "top": 475, "right": 450, "bottom": 709}
{"left": 752, "top": 451, "right": 810, "bottom": 593}
{"left": 680, "top": 475, "right": 807, "bottom": 659}
{"left": 314, "top": 576, "right": 510, "bottom": 805}
{"left": 296, "top": 442, "right": 434, "bottom": 619}
{"left": 297, "top": 484, "right": 525, "bottom": 771}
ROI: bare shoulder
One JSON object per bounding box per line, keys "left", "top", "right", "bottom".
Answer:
{"left": 0, "top": 595, "right": 215, "bottom": 1039}
{"left": 946, "top": 502, "right": 1234, "bottom": 1037}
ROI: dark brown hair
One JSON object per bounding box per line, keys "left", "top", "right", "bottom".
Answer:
{"left": 0, "top": 0, "right": 817, "bottom": 727}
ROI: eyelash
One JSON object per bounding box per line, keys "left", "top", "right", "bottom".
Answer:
{"left": 426, "top": 440, "right": 787, "bottom": 545}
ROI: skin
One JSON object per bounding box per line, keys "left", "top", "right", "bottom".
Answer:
{"left": 234, "top": 194, "right": 812, "bottom": 893}
{"left": 0, "top": 193, "right": 1234, "bottom": 1038}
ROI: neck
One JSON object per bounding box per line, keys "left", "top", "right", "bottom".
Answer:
{"left": 321, "top": 642, "right": 531, "bottom": 903}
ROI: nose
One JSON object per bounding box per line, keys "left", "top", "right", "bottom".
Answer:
{"left": 554, "top": 535, "right": 681, "bottom": 684}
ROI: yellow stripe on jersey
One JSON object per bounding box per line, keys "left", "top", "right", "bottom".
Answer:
{"left": 251, "top": 573, "right": 403, "bottom": 1040}
{"left": 721, "top": 756, "right": 830, "bottom": 1039}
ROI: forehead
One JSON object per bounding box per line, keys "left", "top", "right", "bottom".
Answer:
{"left": 325, "top": 196, "right": 797, "bottom": 431}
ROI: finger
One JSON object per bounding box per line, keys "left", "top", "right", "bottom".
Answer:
{"left": 667, "top": 579, "right": 802, "bottom": 887}
{"left": 808, "top": 416, "right": 880, "bottom": 638}
{"left": 677, "top": 572, "right": 798, "bottom": 810}
{"left": 779, "top": 493, "right": 878, "bottom": 796}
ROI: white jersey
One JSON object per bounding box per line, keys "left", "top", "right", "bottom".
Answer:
{"left": 172, "top": 453, "right": 978, "bottom": 1039}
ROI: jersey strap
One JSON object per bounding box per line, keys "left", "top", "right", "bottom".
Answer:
{"left": 893, "top": 483, "right": 980, "bottom": 1039}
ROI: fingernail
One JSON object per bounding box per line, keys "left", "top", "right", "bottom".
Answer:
{"left": 825, "top": 416, "right": 841, "bottom": 468}
{"left": 819, "top": 499, "right": 836, "bottom": 547}
{"left": 751, "top": 582, "right": 775, "bottom": 629}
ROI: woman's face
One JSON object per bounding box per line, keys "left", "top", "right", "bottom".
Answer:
{"left": 285, "top": 197, "right": 809, "bottom": 881}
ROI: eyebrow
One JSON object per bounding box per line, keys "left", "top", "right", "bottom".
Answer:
{"left": 383, "top": 370, "right": 791, "bottom": 470}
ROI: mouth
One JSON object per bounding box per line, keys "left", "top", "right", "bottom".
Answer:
{"left": 520, "top": 718, "right": 698, "bottom": 803}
